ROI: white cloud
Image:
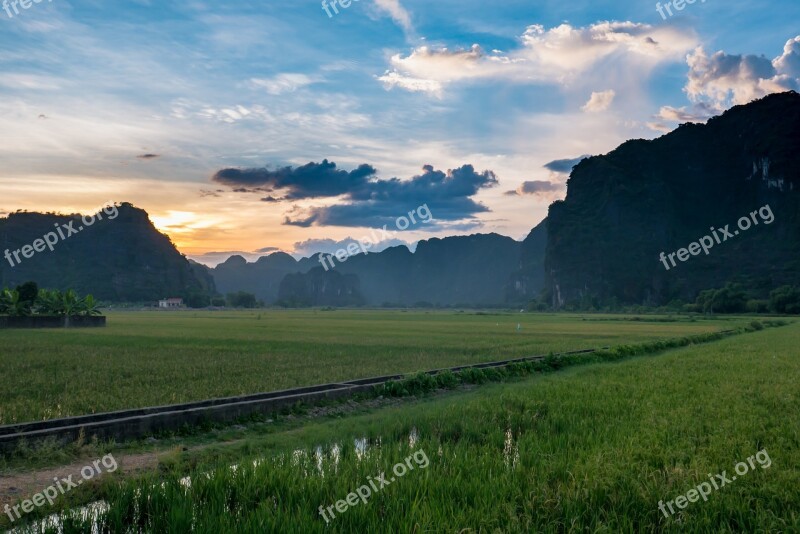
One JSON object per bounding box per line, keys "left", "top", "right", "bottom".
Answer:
{"left": 382, "top": 22, "right": 698, "bottom": 93}
{"left": 685, "top": 36, "right": 800, "bottom": 110}
{"left": 646, "top": 121, "right": 671, "bottom": 133}
{"left": 376, "top": 71, "right": 443, "bottom": 96}
{"left": 250, "top": 73, "right": 317, "bottom": 95}
{"left": 373, "top": 0, "right": 413, "bottom": 33}
{"left": 774, "top": 36, "right": 800, "bottom": 78}
{"left": 656, "top": 101, "right": 716, "bottom": 122}
{"left": 581, "top": 90, "right": 615, "bottom": 112}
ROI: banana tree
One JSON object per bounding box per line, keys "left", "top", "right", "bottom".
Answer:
{"left": 80, "top": 295, "right": 102, "bottom": 316}
{"left": 0, "top": 289, "right": 29, "bottom": 317}
{"left": 0, "top": 288, "right": 10, "bottom": 315}
{"left": 36, "top": 289, "right": 65, "bottom": 316}
{"left": 61, "top": 289, "right": 82, "bottom": 316}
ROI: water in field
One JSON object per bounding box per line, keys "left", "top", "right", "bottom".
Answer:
{"left": 9, "top": 501, "right": 108, "bottom": 534}
{"left": 13, "top": 428, "right": 429, "bottom": 532}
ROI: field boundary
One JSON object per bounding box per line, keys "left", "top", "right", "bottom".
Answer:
{"left": 0, "top": 323, "right": 780, "bottom": 453}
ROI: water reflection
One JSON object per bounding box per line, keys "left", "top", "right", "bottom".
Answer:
{"left": 16, "top": 428, "right": 424, "bottom": 532}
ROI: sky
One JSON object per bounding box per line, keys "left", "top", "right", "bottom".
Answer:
{"left": 1, "top": 0, "right": 798, "bottom": 266}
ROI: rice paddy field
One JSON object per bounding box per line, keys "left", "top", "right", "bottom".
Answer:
{"left": 0, "top": 310, "right": 753, "bottom": 425}
{"left": 5, "top": 317, "right": 798, "bottom": 532}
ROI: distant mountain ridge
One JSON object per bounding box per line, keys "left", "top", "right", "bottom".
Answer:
{"left": 0, "top": 203, "right": 214, "bottom": 301}
{"left": 545, "top": 91, "right": 800, "bottom": 307}
{"left": 6, "top": 94, "right": 797, "bottom": 308}
{"left": 213, "top": 232, "right": 536, "bottom": 307}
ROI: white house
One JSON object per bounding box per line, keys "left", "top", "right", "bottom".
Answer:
{"left": 158, "top": 298, "right": 184, "bottom": 308}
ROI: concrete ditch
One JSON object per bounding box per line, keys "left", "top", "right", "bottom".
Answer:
{"left": 0, "top": 348, "right": 604, "bottom": 453}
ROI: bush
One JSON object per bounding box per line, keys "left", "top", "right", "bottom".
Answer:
{"left": 694, "top": 283, "right": 749, "bottom": 313}
{"left": 227, "top": 291, "right": 258, "bottom": 308}
{"left": 746, "top": 299, "right": 770, "bottom": 313}
{"left": 769, "top": 285, "right": 800, "bottom": 314}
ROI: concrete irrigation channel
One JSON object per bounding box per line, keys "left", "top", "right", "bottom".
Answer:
{"left": 0, "top": 345, "right": 635, "bottom": 452}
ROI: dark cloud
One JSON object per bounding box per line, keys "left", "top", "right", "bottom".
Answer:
{"left": 137, "top": 153, "right": 160, "bottom": 159}
{"left": 505, "top": 181, "right": 562, "bottom": 197}
{"left": 212, "top": 159, "right": 377, "bottom": 200}
{"left": 543, "top": 155, "right": 590, "bottom": 174}
{"left": 281, "top": 164, "right": 497, "bottom": 228}
{"left": 200, "top": 189, "right": 221, "bottom": 197}
{"left": 213, "top": 160, "right": 498, "bottom": 228}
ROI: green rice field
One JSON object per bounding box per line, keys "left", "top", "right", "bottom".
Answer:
{"left": 0, "top": 310, "right": 753, "bottom": 425}
{"left": 11, "top": 319, "right": 798, "bottom": 532}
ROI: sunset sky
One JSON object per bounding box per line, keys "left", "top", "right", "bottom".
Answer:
{"left": 1, "top": 0, "right": 798, "bottom": 265}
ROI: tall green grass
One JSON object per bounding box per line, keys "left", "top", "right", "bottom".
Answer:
{"left": 15, "top": 322, "right": 799, "bottom": 532}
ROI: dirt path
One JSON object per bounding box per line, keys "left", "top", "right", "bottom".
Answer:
{"left": 0, "top": 392, "right": 426, "bottom": 509}
{"left": 0, "top": 452, "right": 158, "bottom": 508}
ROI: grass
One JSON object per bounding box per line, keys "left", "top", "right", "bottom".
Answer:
{"left": 0, "top": 310, "right": 753, "bottom": 425}
{"left": 10, "top": 320, "right": 799, "bottom": 532}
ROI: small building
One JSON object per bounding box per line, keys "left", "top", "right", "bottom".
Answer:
{"left": 158, "top": 298, "right": 184, "bottom": 309}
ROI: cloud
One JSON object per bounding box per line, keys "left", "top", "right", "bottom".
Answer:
{"left": 276, "top": 163, "right": 498, "bottom": 228}
{"left": 376, "top": 71, "right": 443, "bottom": 96}
{"left": 373, "top": 0, "right": 413, "bottom": 33}
{"left": 543, "top": 155, "right": 590, "bottom": 174}
{"left": 505, "top": 180, "right": 562, "bottom": 198}
{"left": 656, "top": 102, "right": 715, "bottom": 122}
{"left": 581, "top": 90, "right": 615, "bottom": 112}
{"left": 137, "top": 153, "right": 160, "bottom": 159}
{"left": 250, "top": 73, "right": 317, "bottom": 95}
{"left": 292, "top": 236, "right": 412, "bottom": 258}
{"left": 774, "top": 36, "right": 800, "bottom": 78}
{"left": 380, "top": 22, "right": 697, "bottom": 94}
{"left": 171, "top": 99, "right": 269, "bottom": 124}
{"left": 684, "top": 37, "right": 800, "bottom": 110}
{"left": 255, "top": 246, "right": 281, "bottom": 253}
{"left": 504, "top": 156, "right": 588, "bottom": 199}
{"left": 212, "top": 159, "right": 378, "bottom": 200}
{"left": 646, "top": 121, "right": 672, "bottom": 133}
